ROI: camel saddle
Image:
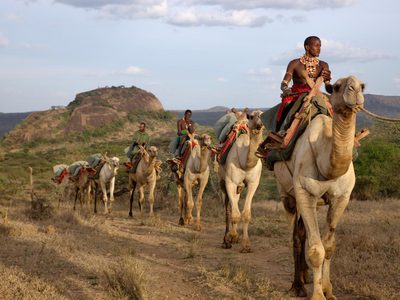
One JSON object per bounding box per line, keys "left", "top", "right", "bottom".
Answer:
{"left": 260, "top": 92, "right": 333, "bottom": 171}
{"left": 216, "top": 121, "right": 249, "bottom": 165}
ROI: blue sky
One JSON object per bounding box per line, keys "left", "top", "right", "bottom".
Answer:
{"left": 0, "top": 0, "right": 399, "bottom": 112}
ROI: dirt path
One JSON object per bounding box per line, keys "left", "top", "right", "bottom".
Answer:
{"left": 2, "top": 198, "right": 392, "bottom": 299}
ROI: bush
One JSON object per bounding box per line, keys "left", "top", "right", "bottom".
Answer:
{"left": 353, "top": 130, "right": 400, "bottom": 200}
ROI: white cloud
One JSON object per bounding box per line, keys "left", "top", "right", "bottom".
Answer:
{"left": 99, "top": 1, "right": 167, "bottom": 19}
{"left": 217, "top": 77, "right": 227, "bottom": 82}
{"left": 168, "top": 9, "right": 271, "bottom": 27}
{"left": 22, "top": 42, "right": 48, "bottom": 50}
{"left": 321, "top": 39, "right": 394, "bottom": 63}
{"left": 248, "top": 67, "right": 272, "bottom": 76}
{"left": 4, "top": 13, "right": 21, "bottom": 21}
{"left": 271, "top": 38, "right": 394, "bottom": 65}
{"left": 0, "top": 33, "right": 9, "bottom": 47}
{"left": 124, "top": 66, "right": 147, "bottom": 75}
{"left": 187, "top": 0, "right": 356, "bottom": 10}
{"left": 55, "top": 0, "right": 168, "bottom": 19}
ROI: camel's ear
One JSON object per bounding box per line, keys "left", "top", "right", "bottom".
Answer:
{"left": 333, "top": 79, "right": 343, "bottom": 93}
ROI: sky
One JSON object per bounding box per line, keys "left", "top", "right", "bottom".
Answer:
{"left": 0, "top": 0, "right": 399, "bottom": 112}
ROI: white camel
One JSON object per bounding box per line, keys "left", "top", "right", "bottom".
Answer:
{"left": 128, "top": 146, "right": 159, "bottom": 217}
{"left": 273, "top": 76, "right": 364, "bottom": 300}
{"left": 219, "top": 111, "right": 264, "bottom": 252}
{"left": 93, "top": 156, "right": 120, "bottom": 214}
{"left": 181, "top": 133, "right": 212, "bottom": 231}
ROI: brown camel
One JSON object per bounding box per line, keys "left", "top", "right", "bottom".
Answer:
{"left": 128, "top": 146, "right": 159, "bottom": 217}
{"left": 171, "top": 134, "right": 212, "bottom": 230}
{"left": 273, "top": 76, "right": 364, "bottom": 300}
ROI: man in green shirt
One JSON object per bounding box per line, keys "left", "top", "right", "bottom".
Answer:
{"left": 127, "top": 122, "right": 150, "bottom": 163}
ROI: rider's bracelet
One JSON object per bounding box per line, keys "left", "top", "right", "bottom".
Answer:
{"left": 280, "top": 82, "right": 290, "bottom": 92}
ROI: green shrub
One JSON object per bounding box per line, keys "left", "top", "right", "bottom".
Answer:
{"left": 354, "top": 135, "right": 400, "bottom": 200}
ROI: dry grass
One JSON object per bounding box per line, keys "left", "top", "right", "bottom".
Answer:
{"left": 331, "top": 199, "right": 400, "bottom": 300}
{"left": 104, "top": 258, "right": 148, "bottom": 300}
{"left": 1, "top": 139, "right": 400, "bottom": 299}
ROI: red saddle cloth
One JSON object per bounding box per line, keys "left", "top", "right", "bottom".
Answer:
{"left": 276, "top": 84, "right": 311, "bottom": 122}
{"left": 217, "top": 123, "right": 249, "bottom": 164}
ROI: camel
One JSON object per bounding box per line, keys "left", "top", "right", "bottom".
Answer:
{"left": 52, "top": 162, "right": 95, "bottom": 210}
{"left": 128, "top": 145, "right": 159, "bottom": 217}
{"left": 93, "top": 156, "right": 120, "bottom": 214}
{"left": 219, "top": 110, "right": 264, "bottom": 252}
{"left": 273, "top": 76, "right": 364, "bottom": 300}
{"left": 170, "top": 134, "right": 212, "bottom": 230}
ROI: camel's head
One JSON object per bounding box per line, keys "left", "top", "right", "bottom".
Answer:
{"left": 247, "top": 110, "right": 264, "bottom": 131}
{"left": 148, "top": 146, "right": 158, "bottom": 158}
{"left": 199, "top": 134, "right": 212, "bottom": 147}
{"left": 110, "top": 157, "right": 120, "bottom": 169}
{"left": 331, "top": 75, "right": 365, "bottom": 114}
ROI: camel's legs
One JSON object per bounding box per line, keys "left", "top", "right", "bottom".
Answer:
{"left": 108, "top": 177, "right": 115, "bottom": 212}
{"left": 138, "top": 186, "right": 145, "bottom": 218}
{"left": 220, "top": 180, "right": 233, "bottom": 249}
{"left": 195, "top": 176, "right": 208, "bottom": 231}
{"left": 177, "top": 183, "right": 185, "bottom": 225}
{"left": 240, "top": 181, "right": 259, "bottom": 253}
{"left": 184, "top": 179, "right": 194, "bottom": 225}
{"left": 148, "top": 180, "right": 156, "bottom": 217}
{"left": 100, "top": 180, "right": 109, "bottom": 214}
{"left": 226, "top": 179, "right": 240, "bottom": 244}
{"left": 73, "top": 187, "right": 79, "bottom": 211}
{"left": 93, "top": 182, "right": 99, "bottom": 214}
{"left": 128, "top": 180, "right": 136, "bottom": 217}
{"left": 296, "top": 188, "right": 325, "bottom": 300}
{"left": 321, "top": 195, "right": 349, "bottom": 300}
{"left": 85, "top": 185, "right": 91, "bottom": 210}
{"left": 280, "top": 192, "right": 308, "bottom": 297}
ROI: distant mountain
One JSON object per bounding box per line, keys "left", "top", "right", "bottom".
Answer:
{"left": 0, "top": 112, "right": 31, "bottom": 139}
{"left": 171, "top": 94, "right": 400, "bottom": 127}
{"left": 1, "top": 93, "right": 399, "bottom": 142}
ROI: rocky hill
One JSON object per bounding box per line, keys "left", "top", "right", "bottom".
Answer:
{"left": 2, "top": 85, "right": 169, "bottom": 147}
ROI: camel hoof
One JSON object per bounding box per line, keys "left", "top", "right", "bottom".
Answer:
{"left": 129, "top": 211, "right": 133, "bottom": 217}
{"left": 310, "top": 292, "right": 326, "bottom": 300}
{"left": 229, "top": 235, "right": 240, "bottom": 244}
{"left": 195, "top": 224, "right": 202, "bottom": 231}
{"left": 239, "top": 246, "right": 252, "bottom": 253}
{"left": 179, "top": 217, "right": 185, "bottom": 226}
{"left": 325, "top": 296, "right": 337, "bottom": 300}
{"left": 222, "top": 237, "right": 232, "bottom": 249}
{"left": 222, "top": 241, "right": 232, "bottom": 249}
{"left": 289, "top": 283, "right": 307, "bottom": 298}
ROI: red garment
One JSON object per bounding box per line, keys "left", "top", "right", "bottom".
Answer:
{"left": 276, "top": 84, "right": 311, "bottom": 122}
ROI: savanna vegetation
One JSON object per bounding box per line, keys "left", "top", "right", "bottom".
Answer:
{"left": 0, "top": 115, "right": 399, "bottom": 299}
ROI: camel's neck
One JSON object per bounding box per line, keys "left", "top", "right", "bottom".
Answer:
{"left": 145, "top": 156, "right": 156, "bottom": 175}
{"left": 245, "top": 128, "right": 263, "bottom": 169}
{"left": 199, "top": 146, "right": 211, "bottom": 173}
{"left": 325, "top": 111, "right": 356, "bottom": 179}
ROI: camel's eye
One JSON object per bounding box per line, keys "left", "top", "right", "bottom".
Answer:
{"left": 333, "top": 83, "right": 341, "bottom": 93}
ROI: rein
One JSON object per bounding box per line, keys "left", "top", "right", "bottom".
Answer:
{"left": 361, "top": 107, "right": 400, "bottom": 123}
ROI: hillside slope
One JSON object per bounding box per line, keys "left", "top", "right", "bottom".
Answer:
{"left": 2, "top": 86, "right": 169, "bottom": 148}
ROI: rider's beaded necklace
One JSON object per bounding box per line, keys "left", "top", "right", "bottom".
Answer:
{"left": 300, "top": 54, "right": 319, "bottom": 79}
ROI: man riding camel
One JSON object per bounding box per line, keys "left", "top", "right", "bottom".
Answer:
{"left": 257, "top": 36, "right": 332, "bottom": 157}
{"left": 175, "top": 109, "right": 195, "bottom": 158}
{"left": 126, "top": 122, "right": 150, "bottom": 172}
